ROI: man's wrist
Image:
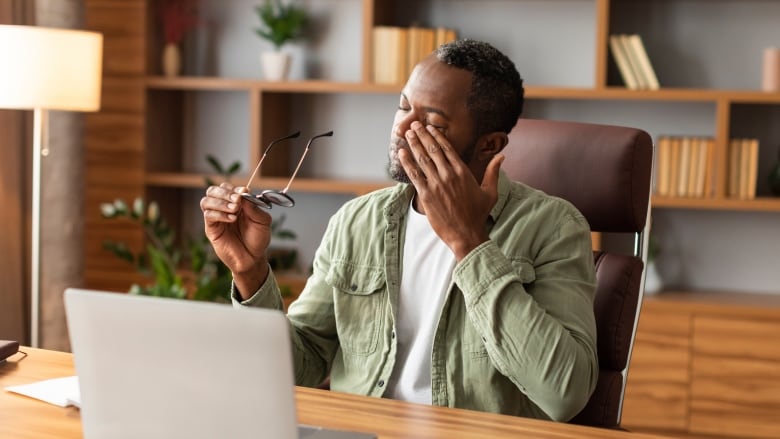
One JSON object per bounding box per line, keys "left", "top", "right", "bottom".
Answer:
{"left": 232, "top": 261, "right": 270, "bottom": 300}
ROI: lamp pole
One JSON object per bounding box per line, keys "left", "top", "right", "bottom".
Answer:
{"left": 30, "top": 108, "right": 48, "bottom": 347}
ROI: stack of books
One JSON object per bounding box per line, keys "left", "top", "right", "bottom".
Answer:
{"left": 372, "top": 26, "right": 457, "bottom": 85}
{"left": 728, "top": 138, "right": 760, "bottom": 199}
{"left": 655, "top": 136, "right": 714, "bottom": 198}
{"left": 609, "top": 34, "right": 660, "bottom": 90}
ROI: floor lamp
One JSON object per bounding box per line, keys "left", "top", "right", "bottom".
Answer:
{"left": 0, "top": 25, "right": 102, "bottom": 348}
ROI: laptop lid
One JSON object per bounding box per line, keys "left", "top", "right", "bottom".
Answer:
{"left": 65, "top": 288, "right": 298, "bottom": 439}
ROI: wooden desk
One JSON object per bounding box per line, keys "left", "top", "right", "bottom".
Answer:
{"left": 1, "top": 348, "right": 668, "bottom": 439}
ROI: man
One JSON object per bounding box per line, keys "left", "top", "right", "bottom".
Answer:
{"left": 200, "top": 39, "right": 598, "bottom": 422}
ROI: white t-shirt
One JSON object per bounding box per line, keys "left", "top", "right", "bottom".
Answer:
{"left": 385, "top": 203, "right": 456, "bottom": 404}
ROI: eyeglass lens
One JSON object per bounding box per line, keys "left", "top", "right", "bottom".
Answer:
{"left": 241, "top": 130, "right": 333, "bottom": 209}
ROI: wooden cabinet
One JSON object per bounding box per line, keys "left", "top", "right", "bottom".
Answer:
{"left": 83, "top": 2, "right": 780, "bottom": 289}
{"left": 623, "top": 292, "right": 780, "bottom": 438}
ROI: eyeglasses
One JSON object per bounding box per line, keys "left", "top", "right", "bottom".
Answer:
{"left": 241, "top": 130, "right": 334, "bottom": 209}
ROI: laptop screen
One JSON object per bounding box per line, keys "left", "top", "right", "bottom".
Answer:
{"left": 65, "top": 288, "right": 298, "bottom": 439}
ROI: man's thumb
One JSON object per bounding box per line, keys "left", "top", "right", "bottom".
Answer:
{"left": 482, "top": 153, "right": 505, "bottom": 191}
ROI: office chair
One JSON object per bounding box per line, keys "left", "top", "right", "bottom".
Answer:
{"left": 501, "top": 118, "right": 653, "bottom": 429}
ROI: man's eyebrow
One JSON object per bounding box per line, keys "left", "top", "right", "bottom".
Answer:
{"left": 400, "top": 92, "right": 449, "bottom": 119}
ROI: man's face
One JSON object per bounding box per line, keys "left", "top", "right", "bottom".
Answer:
{"left": 388, "top": 56, "right": 478, "bottom": 183}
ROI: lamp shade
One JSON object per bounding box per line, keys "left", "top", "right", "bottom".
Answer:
{"left": 0, "top": 25, "right": 103, "bottom": 112}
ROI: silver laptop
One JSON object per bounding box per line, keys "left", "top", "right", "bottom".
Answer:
{"left": 64, "top": 288, "right": 376, "bottom": 439}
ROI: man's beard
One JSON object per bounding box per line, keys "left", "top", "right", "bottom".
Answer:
{"left": 386, "top": 137, "right": 476, "bottom": 184}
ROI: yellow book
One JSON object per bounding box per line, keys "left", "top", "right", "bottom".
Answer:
{"left": 746, "top": 138, "right": 760, "bottom": 199}
{"left": 619, "top": 34, "right": 647, "bottom": 89}
{"left": 668, "top": 137, "right": 681, "bottom": 197}
{"left": 655, "top": 136, "right": 671, "bottom": 196}
{"left": 626, "top": 34, "right": 660, "bottom": 90}
{"left": 686, "top": 137, "right": 701, "bottom": 197}
{"left": 678, "top": 136, "right": 691, "bottom": 197}
{"left": 434, "top": 27, "right": 457, "bottom": 48}
{"left": 693, "top": 137, "right": 709, "bottom": 198}
{"left": 609, "top": 34, "right": 639, "bottom": 90}
{"left": 372, "top": 27, "right": 391, "bottom": 84}
{"left": 739, "top": 138, "right": 752, "bottom": 199}
{"left": 407, "top": 27, "right": 422, "bottom": 78}
{"left": 392, "top": 27, "right": 409, "bottom": 84}
{"left": 407, "top": 27, "right": 437, "bottom": 78}
{"left": 727, "top": 138, "right": 740, "bottom": 198}
{"left": 702, "top": 138, "right": 715, "bottom": 198}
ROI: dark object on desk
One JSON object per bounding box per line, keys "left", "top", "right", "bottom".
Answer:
{"left": 502, "top": 119, "right": 652, "bottom": 429}
{"left": 0, "top": 340, "right": 19, "bottom": 362}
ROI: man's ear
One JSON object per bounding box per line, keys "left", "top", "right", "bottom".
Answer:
{"left": 478, "top": 132, "right": 509, "bottom": 158}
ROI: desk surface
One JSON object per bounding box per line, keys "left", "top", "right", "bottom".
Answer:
{"left": 1, "top": 348, "right": 667, "bottom": 439}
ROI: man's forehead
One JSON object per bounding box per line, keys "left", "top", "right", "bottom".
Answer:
{"left": 403, "top": 59, "right": 472, "bottom": 110}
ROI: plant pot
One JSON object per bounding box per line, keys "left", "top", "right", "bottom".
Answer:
{"left": 644, "top": 261, "right": 663, "bottom": 295}
{"left": 261, "top": 51, "right": 291, "bottom": 81}
{"left": 162, "top": 43, "right": 181, "bottom": 77}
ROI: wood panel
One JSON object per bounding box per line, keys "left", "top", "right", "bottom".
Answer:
{"left": 690, "top": 316, "right": 780, "bottom": 439}
{"left": 0, "top": 0, "right": 33, "bottom": 344}
{"left": 622, "top": 306, "right": 691, "bottom": 432}
{"left": 84, "top": 0, "right": 147, "bottom": 293}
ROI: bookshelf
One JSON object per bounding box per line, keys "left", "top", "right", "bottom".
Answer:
{"left": 83, "top": 0, "right": 780, "bottom": 292}
{"left": 79, "top": 1, "right": 780, "bottom": 435}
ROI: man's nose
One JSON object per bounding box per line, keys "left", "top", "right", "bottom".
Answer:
{"left": 394, "top": 110, "right": 419, "bottom": 137}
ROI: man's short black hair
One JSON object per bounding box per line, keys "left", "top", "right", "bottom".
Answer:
{"left": 435, "top": 39, "right": 524, "bottom": 137}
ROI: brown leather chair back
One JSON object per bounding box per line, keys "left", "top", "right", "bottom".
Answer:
{"left": 501, "top": 118, "right": 653, "bottom": 428}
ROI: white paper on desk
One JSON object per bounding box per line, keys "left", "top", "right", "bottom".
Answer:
{"left": 5, "top": 375, "right": 81, "bottom": 408}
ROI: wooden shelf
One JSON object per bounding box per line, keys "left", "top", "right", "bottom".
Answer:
{"left": 652, "top": 195, "right": 780, "bottom": 212}
{"left": 145, "top": 76, "right": 402, "bottom": 94}
{"left": 145, "top": 172, "right": 392, "bottom": 196}
{"left": 645, "top": 290, "right": 780, "bottom": 319}
{"left": 145, "top": 76, "right": 780, "bottom": 104}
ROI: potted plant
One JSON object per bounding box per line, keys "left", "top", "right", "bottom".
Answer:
{"left": 101, "top": 155, "right": 300, "bottom": 302}
{"left": 254, "top": 0, "right": 307, "bottom": 81}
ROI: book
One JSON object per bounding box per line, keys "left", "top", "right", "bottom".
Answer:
{"left": 625, "top": 34, "right": 660, "bottom": 90}
{"left": 702, "top": 138, "right": 715, "bottom": 197}
{"left": 372, "top": 26, "right": 408, "bottom": 85}
{"left": 668, "top": 137, "right": 681, "bottom": 197}
{"left": 745, "top": 138, "right": 760, "bottom": 199}
{"left": 619, "top": 34, "right": 647, "bottom": 89}
{"left": 739, "top": 138, "right": 752, "bottom": 199}
{"left": 693, "top": 137, "right": 712, "bottom": 198}
{"left": 407, "top": 27, "right": 436, "bottom": 78}
{"left": 609, "top": 34, "right": 639, "bottom": 90}
{"left": 434, "top": 27, "right": 457, "bottom": 48}
{"left": 686, "top": 137, "right": 700, "bottom": 197}
{"left": 678, "top": 136, "right": 692, "bottom": 197}
{"left": 655, "top": 136, "right": 671, "bottom": 196}
{"left": 728, "top": 138, "right": 742, "bottom": 198}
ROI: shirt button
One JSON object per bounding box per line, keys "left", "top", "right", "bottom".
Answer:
{"left": 350, "top": 284, "right": 357, "bottom": 292}
{"left": 377, "top": 380, "right": 385, "bottom": 387}
{"left": 391, "top": 331, "right": 396, "bottom": 339}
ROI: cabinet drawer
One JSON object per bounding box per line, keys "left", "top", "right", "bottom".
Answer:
{"left": 622, "top": 308, "right": 691, "bottom": 431}
{"left": 690, "top": 317, "right": 780, "bottom": 439}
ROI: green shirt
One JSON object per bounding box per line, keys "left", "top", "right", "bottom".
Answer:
{"left": 234, "top": 171, "right": 598, "bottom": 422}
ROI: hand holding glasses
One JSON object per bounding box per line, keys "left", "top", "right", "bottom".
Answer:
{"left": 241, "top": 130, "right": 334, "bottom": 209}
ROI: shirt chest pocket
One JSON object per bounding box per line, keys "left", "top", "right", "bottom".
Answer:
{"left": 326, "top": 262, "right": 386, "bottom": 356}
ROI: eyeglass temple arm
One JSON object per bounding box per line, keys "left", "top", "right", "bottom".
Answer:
{"left": 245, "top": 131, "right": 301, "bottom": 189}
{"left": 281, "top": 130, "right": 334, "bottom": 193}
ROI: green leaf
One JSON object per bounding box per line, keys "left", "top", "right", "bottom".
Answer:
{"left": 147, "top": 245, "right": 176, "bottom": 288}
{"left": 206, "top": 154, "right": 225, "bottom": 174}
{"left": 226, "top": 161, "right": 241, "bottom": 175}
